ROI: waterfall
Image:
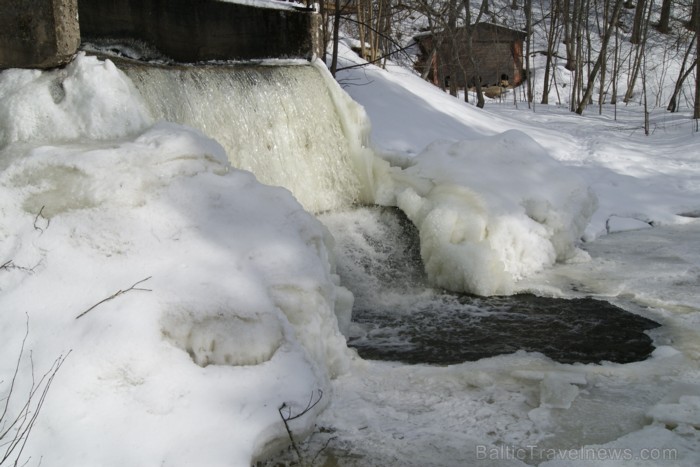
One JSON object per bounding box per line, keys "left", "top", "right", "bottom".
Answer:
{"left": 119, "top": 59, "right": 380, "bottom": 213}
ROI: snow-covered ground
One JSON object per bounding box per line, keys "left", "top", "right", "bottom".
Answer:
{"left": 0, "top": 56, "right": 353, "bottom": 466}
{"left": 0, "top": 33, "right": 699, "bottom": 467}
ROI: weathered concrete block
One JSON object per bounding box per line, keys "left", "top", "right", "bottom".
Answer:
{"left": 0, "top": 0, "right": 80, "bottom": 69}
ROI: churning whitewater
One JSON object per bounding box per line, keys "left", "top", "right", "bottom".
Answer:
{"left": 119, "top": 59, "right": 380, "bottom": 214}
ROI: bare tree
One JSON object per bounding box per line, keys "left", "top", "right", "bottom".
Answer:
{"left": 561, "top": 0, "right": 581, "bottom": 71}
{"left": 694, "top": 0, "right": 700, "bottom": 120}
{"left": 631, "top": 0, "right": 649, "bottom": 44}
{"left": 624, "top": 0, "right": 655, "bottom": 103}
{"left": 611, "top": 20, "right": 621, "bottom": 106}
{"left": 599, "top": 0, "right": 611, "bottom": 113}
{"left": 569, "top": 0, "right": 586, "bottom": 110}
{"left": 541, "top": 0, "right": 561, "bottom": 104}
{"left": 525, "top": 0, "right": 534, "bottom": 104}
{"left": 667, "top": 33, "right": 697, "bottom": 111}
{"left": 576, "top": 0, "right": 625, "bottom": 113}
{"left": 657, "top": 0, "right": 673, "bottom": 33}
{"left": 330, "top": 0, "right": 342, "bottom": 76}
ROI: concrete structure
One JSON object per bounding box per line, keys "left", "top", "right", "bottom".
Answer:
{"left": 78, "top": 0, "right": 319, "bottom": 62}
{"left": 1, "top": 0, "right": 320, "bottom": 69}
{"left": 0, "top": 0, "right": 80, "bottom": 69}
{"left": 414, "top": 23, "right": 527, "bottom": 90}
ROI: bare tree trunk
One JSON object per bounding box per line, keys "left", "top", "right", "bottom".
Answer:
{"left": 667, "top": 34, "right": 697, "bottom": 111}
{"left": 374, "top": 0, "right": 383, "bottom": 64}
{"left": 576, "top": 0, "right": 624, "bottom": 114}
{"left": 630, "top": 0, "right": 647, "bottom": 44}
{"left": 382, "top": 0, "right": 392, "bottom": 69}
{"left": 694, "top": 0, "right": 700, "bottom": 120}
{"left": 320, "top": 1, "right": 329, "bottom": 63}
{"left": 624, "top": 0, "right": 654, "bottom": 103}
{"left": 330, "top": 0, "right": 341, "bottom": 77}
{"left": 657, "top": 0, "right": 672, "bottom": 34}
{"left": 624, "top": 45, "right": 643, "bottom": 102}
{"left": 570, "top": 0, "right": 585, "bottom": 111}
{"left": 525, "top": 0, "right": 533, "bottom": 104}
{"left": 357, "top": 0, "right": 367, "bottom": 61}
{"left": 585, "top": 0, "right": 594, "bottom": 104}
{"left": 689, "top": 0, "right": 698, "bottom": 31}
{"left": 541, "top": 0, "right": 560, "bottom": 104}
{"left": 599, "top": 0, "right": 611, "bottom": 113}
{"left": 563, "top": 0, "right": 580, "bottom": 70}
{"left": 611, "top": 22, "right": 620, "bottom": 105}
{"left": 643, "top": 47, "right": 650, "bottom": 135}
{"left": 446, "top": 0, "right": 460, "bottom": 97}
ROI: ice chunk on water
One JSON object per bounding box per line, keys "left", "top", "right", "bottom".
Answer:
{"left": 512, "top": 370, "right": 588, "bottom": 386}
{"left": 607, "top": 215, "right": 652, "bottom": 233}
{"left": 648, "top": 395, "right": 700, "bottom": 428}
{"left": 540, "top": 374, "right": 582, "bottom": 409}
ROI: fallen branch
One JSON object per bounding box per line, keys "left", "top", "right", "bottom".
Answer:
{"left": 311, "top": 433, "right": 337, "bottom": 466}
{"left": 277, "top": 389, "right": 324, "bottom": 465}
{"left": 75, "top": 276, "right": 152, "bottom": 320}
{"left": 33, "top": 206, "right": 49, "bottom": 234}
{"left": 0, "top": 260, "right": 36, "bottom": 274}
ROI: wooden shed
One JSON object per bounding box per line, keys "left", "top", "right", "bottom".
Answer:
{"left": 413, "top": 22, "right": 527, "bottom": 90}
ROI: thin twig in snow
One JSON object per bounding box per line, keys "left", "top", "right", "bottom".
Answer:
{"left": 33, "top": 206, "right": 49, "bottom": 234}
{"left": 277, "top": 389, "right": 324, "bottom": 465}
{"left": 311, "top": 434, "right": 337, "bottom": 465}
{"left": 75, "top": 276, "right": 152, "bottom": 320}
{"left": 0, "top": 260, "right": 36, "bottom": 274}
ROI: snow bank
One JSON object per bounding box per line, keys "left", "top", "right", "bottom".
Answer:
{"left": 216, "top": 0, "right": 307, "bottom": 11}
{"left": 378, "top": 130, "right": 597, "bottom": 295}
{"left": 0, "top": 54, "right": 352, "bottom": 466}
{"left": 0, "top": 54, "right": 152, "bottom": 146}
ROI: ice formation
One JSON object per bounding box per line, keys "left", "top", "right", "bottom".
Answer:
{"left": 377, "top": 131, "right": 597, "bottom": 295}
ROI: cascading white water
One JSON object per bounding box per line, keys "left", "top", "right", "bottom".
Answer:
{"left": 118, "top": 57, "right": 597, "bottom": 298}
{"left": 120, "top": 59, "right": 379, "bottom": 213}
{"left": 94, "top": 53, "right": 606, "bottom": 325}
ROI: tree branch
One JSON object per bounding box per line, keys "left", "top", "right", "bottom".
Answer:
{"left": 75, "top": 276, "right": 152, "bottom": 320}
{"left": 277, "top": 389, "right": 324, "bottom": 464}
{"left": 33, "top": 207, "right": 49, "bottom": 234}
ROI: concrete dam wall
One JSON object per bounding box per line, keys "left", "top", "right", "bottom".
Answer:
{"left": 78, "top": 0, "right": 320, "bottom": 62}
{"left": 0, "top": 0, "right": 320, "bottom": 69}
